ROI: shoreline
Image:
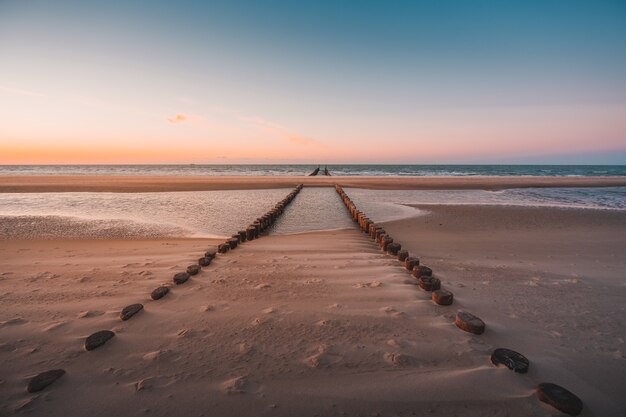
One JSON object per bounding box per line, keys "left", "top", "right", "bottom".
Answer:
{"left": 1, "top": 175, "right": 626, "bottom": 192}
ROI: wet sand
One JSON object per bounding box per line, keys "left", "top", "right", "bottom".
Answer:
{"left": 1, "top": 174, "right": 626, "bottom": 192}
{"left": 1, "top": 205, "right": 625, "bottom": 416}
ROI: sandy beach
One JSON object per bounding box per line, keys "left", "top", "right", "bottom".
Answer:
{"left": 1, "top": 175, "right": 626, "bottom": 192}
{"left": 1, "top": 180, "right": 625, "bottom": 416}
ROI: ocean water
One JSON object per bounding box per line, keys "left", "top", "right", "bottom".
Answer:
{"left": 0, "top": 187, "right": 624, "bottom": 239}
{"left": 0, "top": 164, "right": 624, "bottom": 177}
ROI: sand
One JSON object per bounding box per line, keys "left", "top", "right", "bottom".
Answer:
{"left": 1, "top": 174, "right": 626, "bottom": 192}
{"left": 1, "top": 187, "right": 625, "bottom": 415}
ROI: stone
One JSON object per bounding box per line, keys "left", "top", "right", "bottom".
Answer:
{"left": 198, "top": 257, "right": 212, "bottom": 267}
{"left": 120, "top": 303, "right": 143, "bottom": 321}
{"left": 173, "top": 272, "right": 190, "bottom": 285}
{"left": 405, "top": 256, "right": 420, "bottom": 271}
{"left": 491, "top": 348, "right": 529, "bottom": 373}
{"left": 536, "top": 383, "right": 583, "bottom": 416}
{"left": 419, "top": 276, "right": 441, "bottom": 291}
{"left": 455, "top": 311, "right": 485, "bottom": 335}
{"left": 432, "top": 289, "right": 453, "bottom": 305}
{"left": 151, "top": 286, "right": 169, "bottom": 300}
{"left": 205, "top": 249, "right": 217, "bottom": 259}
{"left": 387, "top": 242, "right": 401, "bottom": 256}
{"left": 218, "top": 243, "right": 230, "bottom": 254}
{"left": 238, "top": 231, "right": 247, "bottom": 242}
{"left": 84, "top": 330, "right": 115, "bottom": 351}
{"left": 27, "top": 369, "right": 65, "bottom": 393}
{"left": 397, "top": 249, "right": 409, "bottom": 262}
{"left": 186, "top": 265, "right": 200, "bottom": 275}
{"left": 246, "top": 227, "right": 256, "bottom": 241}
{"left": 228, "top": 238, "right": 239, "bottom": 249}
{"left": 412, "top": 265, "right": 432, "bottom": 278}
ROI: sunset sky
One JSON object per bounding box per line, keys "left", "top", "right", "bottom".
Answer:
{"left": 1, "top": 0, "right": 625, "bottom": 164}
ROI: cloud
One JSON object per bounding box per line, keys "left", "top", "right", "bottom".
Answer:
{"left": 241, "top": 116, "right": 320, "bottom": 146}
{"left": 167, "top": 113, "right": 188, "bottom": 123}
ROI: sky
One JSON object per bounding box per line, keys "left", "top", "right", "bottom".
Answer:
{"left": 1, "top": 0, "right": 625, "bottom": 164}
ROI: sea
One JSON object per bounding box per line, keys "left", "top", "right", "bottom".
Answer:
{"left": 0, "top": 164, "right": 625, "bottom": 177}
{"left": 0, "top": 165, "right": 624, "bottom": 239}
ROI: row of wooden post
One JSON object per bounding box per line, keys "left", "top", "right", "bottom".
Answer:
{"left": 25, "top": 185, "right": 305, "bottom": 394}
{"left": 334, "top": 184, "right": 453, "bottom": 305}
{"left": 218, "top": 184, "right": 304, "bottom": 253}
{"left": 333, "top": 184, "right": 584, "bottom": 416}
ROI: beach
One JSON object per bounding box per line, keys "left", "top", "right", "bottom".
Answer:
{"left": 1, "top": 175, "right": 626, "bottom": 192}
{"left": 1, "top": 178, "right": 625, "bottom": 416}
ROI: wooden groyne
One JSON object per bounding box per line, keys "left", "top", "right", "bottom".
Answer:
{"left": 333, "top": 184, "right": 583, "bottom": 416}
{"left": 24, "top": 185, "right": 305, "bottom": 393}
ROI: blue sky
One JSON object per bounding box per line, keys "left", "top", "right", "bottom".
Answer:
{"left": 0, "top": 0, "right": 625, "bottom": 163}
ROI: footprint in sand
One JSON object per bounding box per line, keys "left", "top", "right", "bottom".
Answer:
{"left": 43, "top": 321, "right": 68, "bottom": 332}
{"left": 386, "top": 338, "right": 405, "bottom": 348}
{"left": 0, "top": 317, "right": 27, "bottom": 327}
{"left": 250, "top": 317, "right": 270, "bottom": 326}
{"left": 77, "top": 310, "right": 105, "bottom": 318}
{"left": 254, "top": 283, "right": 271, "bottom": 289}
{"left": 143, "top": 350, "right": 168, "bottom": 361}
{"left": 305, "top": 345, "right": 343, "bottom": 368}
{"left": 379, "top": 306, "right": 406, "bottom": 318}
{"left": 220, "top": 376, "right": 249, "bottom": 395}
{"left": 262, "top": 307, "right": 276, "bottom": 314}
{"left": 384, "top": 352, "right": 418, "bottom": 367}
{"left": 238, "top": 342, "right": 255, "bottom": 354}
{"left": 354, "top": 280, "right": 382, "bottom": 288}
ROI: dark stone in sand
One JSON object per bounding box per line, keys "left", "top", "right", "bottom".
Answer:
{"left": 205, "top": 249, "right": 217, "bottom": 259}
{"left": 120, "top": 303, "right": 143, "bottom": 321}
{"left": 536, "top": 383, "right": 583, "bottom": 416}
{"left": 432, "top": 289, "right": 454, "bottom": 305}
{"left": 405, "top": 256, "right": 420, "bottom": 271}
{"left": 27, "top": 369, "right": 65, "bottom": 393}
{"left": 85, "top": 330, "right": 115, "bottom": 351}
{"left": 186, "top": 265, "right": 200, "bottom": 275}
{"left": 491, "top": 348, "right": 529, "bottom": 373}
{"left": 387, "top": 243, "right": 401, "bottom": 256}
{"left": 246, "top": 227, "right": 256, "bottom": 241}
{"left": 173, "top": 272, "right": 190, "bottom": 285}
{"left": 228, "top": 238, "right": 239, "bottom": 249}
{"left": 419, "top": 276, "right": 441, "bottom": 291}
{"left": 238, "top": 231, "right": 247, "bottom": 242}
{"left": 151, "top": 286, "right": 169, "bottom": 300}
{"left": 412, "top": 265, "right": 432, "bottom": 278}
{"left": 397, "top": 250, "right": 409, "bottom": 262}
{"left": 455, "top": 311, "right": 485, "bottom": 335}
{"left": 218, "top": 243, "right": 230, "bottom": 253}
{"left": 198, "top": 257, "right": 212, "bottom": 267}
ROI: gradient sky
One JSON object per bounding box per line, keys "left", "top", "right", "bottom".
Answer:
{"left": 1, "top": 0, "right": 625, "bottom": 164}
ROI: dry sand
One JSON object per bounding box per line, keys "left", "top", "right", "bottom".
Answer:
{"left": 0, "top": 204, "right": 624, "bottom": 416}
{"left": 1, "top": 174, "right": 626, "bottom": 192}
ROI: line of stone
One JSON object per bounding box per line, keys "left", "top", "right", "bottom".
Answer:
{"left": 334, "top": 185, "right": 583, "bottom": 416}
{"left": 24, "top": 185, "right": 304, "bottom": 395}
